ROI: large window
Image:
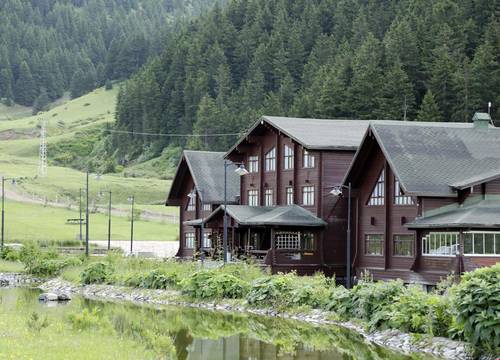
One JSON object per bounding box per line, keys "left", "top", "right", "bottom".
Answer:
{"left": 286, "top": 187, "right": 294, "bottom": 205}
{"left": 464, "top": 232, "right": 500, "bottom": 255}
{"left": 394, "top": 177, "right": 414, "bottom": 205}
{"left": 202, "top": 232, "right": 211, "bottom": 248}
{"left": 264, "top": 189, "right": 273, "bottom": 206}
{"left": 284, "top": 144, "right": 294, "bottom": 169}
{"left": 203, "top": 203, "right": 212, "bottom": 211}
{"left": 368, "top": 170, "right": 385, "bottom": 206}
{"left": 187, "top": 191, "right": 196, "bottom": 211}
{"left": 265, "top": 147, "right": 276, "bottom": 172}
{"left": 365, "top": 234, "right": 384, "bottom": 255}
{"left": 422, "top": 232, "right": 459, "bottom": 256}
{"left": 303, "top": 150, "right": 315, "bottom": 168}
{"left": 393, "top": 234, "right": 414, "bottom": 256}
{"left": 275, "top": 231, "right": 315, "bottom": 250}
{"left": 302, "top": 186, "right": 315, "bottom": 206}
{"left": 248, "top": 189, "right": 259, "bottom": 206}
{"left": 185, "top": 232, "right": 195, "bottom": 249}
{"left": 248, "top": 155, "right": 259, "bottom": 173}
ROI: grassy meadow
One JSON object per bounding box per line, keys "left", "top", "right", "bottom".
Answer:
{"left": 2, "top": 200, "right": 177, "bottom": 244}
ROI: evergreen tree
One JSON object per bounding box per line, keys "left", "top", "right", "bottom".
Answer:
{"left": 379, "top": 61, "right": 416, "bottom": 120}
{"left": 417, "top": 90, "right": 443, "bottom": 122}
{"left": 14, "top": 61, "right": 36, "bottom": 106}
{"left": 32, "top": 88, "right": 50, "bottom": 115}
{"left": 0, "top": 68, "right": 14, "bottom": 101}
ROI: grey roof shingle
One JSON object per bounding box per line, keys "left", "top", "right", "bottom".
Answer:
{"left": 407, "top": 200, "right": 500, "bottom": 229}
{"left": 173, "top": 150, "right": 240, "bottom": 204}
{"left": 369, "top": 122, "right": 500, "bottom": 196}
{"left": 204, "top": 205, "right": 326, "bottom": 227}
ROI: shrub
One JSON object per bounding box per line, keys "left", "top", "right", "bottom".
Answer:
{"left": 0, "top": 246, "right": 20, "bottom": 261}
{"left": 289, "top": 273, "right": 334, "bottom": 309}
{"left": 140, "top": 268, "right": 180, "bottom": 289}
{"left": 80, "top": 262, "right": 115, "bottom": 284}
{"left": 29, "top": 257, "right": 83, "bottom": 277}
{"left": 350, "top": 279, "right": 405, "bottom": 321}
{"left": 27, "top": 312, "right": 49, "bottom": 333}
{"left": 326, "top": 286, "right": 351, "bottom": 316}
{"left": 246, "top": 273, "right": 296, "bottom": 308}
{"left": 68, "top": 308, "right": 102, "bottom": 330}
{"left": 180, "top": 269, "right": 250, "bottom": 299}
{"left": 452, "top": 264, "right": 500, "bottom": 356}
{"left": 387, "top": 285, "right": 452, "bottom": 336}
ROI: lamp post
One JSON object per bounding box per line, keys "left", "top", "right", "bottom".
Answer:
{"left": 1, "top": 176, "right": 16, "bottom": 251}
{"left": 128, "top": 195, "right": 135, "bottom": 254}
{"left": 99, "top": 191, "right": 112, "bottom": 250}
{"left": 223, "top": 161, "right": 249, "bottom": 264}
{"left": 330, "top": 182, "right": 352, "bottom": 289}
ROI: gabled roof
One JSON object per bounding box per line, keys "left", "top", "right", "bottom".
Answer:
{"left": 344, "top": 119, "right": 500, "bottom": 197}
{"left": 166, "top": 150, "right": 240, "bottom": 205}
{"left": 226, "top": 116, "right": 372, "bottom": 156}
{"left": 407, "top": 199, "right": 500, "bottom": 229}
{"left": 204, "top": 205, "right": 327, "bottom": 227}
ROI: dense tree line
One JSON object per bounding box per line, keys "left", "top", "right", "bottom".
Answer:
{"left": 112, "top": 0, "right": 500, "bottom": 162}
{"left": 0, "top": 0, "right": 218, "bottom": 107}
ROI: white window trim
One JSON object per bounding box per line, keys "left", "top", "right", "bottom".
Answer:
{"left": 185, "top": 232, "right": 195, "bottom": 249}
{"left": 248, "top": 189, "right": 259, "bottom": 206}
{"left": 303, "top": 149, "right": 315, "bottom": 168}
{"left": 302, "top": 185, "right": 315, "bottom": 206}
{"left": 265, "top": 147, "right": 276, "bottom": 172}
{"left": 248, "top": 155, "right": 259, "bottom": 173}
{"left": 284, "top": 144, "right": 294, "bottom": 170}
{"left": 264, "top": 188, "right": 273, "bottom": 206}
{"left": 422, "top": 232, "right": 459, "bottom": 257}
{"left": 463, "top": 231, "right": 500, "bottom": 257}
{"left": 286, "top": 187, "right": 294, "bottom": 205}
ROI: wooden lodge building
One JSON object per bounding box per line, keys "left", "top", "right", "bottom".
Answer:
{"left": 166, "top": 113, "right": 500, "bottom": 285}
{"left": 343, "top": 113, "right": 500, "bottom": 285}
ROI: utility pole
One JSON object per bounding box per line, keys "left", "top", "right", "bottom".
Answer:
{"left": 38, "top": 120, "right": 47, "bottom": 178}
{"left": 107, "top": 191, "right": 112, "bottom": 251}
{"left": 403, "top": 95, "right": 407, "bottom": 122}
{"left": 85, "top": 171, "right": 89, "bottom": 257}
{"left": 128, "top": 195, "right": 135, "bottom": 254}
{"left": 1, "top": 177, "right": 5, "bottom": 251}
{"left": 79, "top": 188, "right": 83, "bottom": 241}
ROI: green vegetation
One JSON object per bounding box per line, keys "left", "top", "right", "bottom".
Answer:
{"left": 112, "top": 0, "right": 500, "bottom": 163}
{"left": 0, "top": 0, "right": 217, "bottom": 106}
{"left": 1, "top": 200, "right": 177, "bottom": 244}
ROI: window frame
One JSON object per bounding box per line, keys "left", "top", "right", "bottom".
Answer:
{"left": 303, "top": 149, "right": 315, "bottom": 168}
{"left": 422, "top": 232, "right": 459, "bottom": 257}
{"left": 264, "top": 188, "right": 274, "bottom": 206}
{"left": 302, "top": 185, "right": 315, "bottom": 206}
{"left": 264, "top": 147, "right": 276, "bottom": 172}
{"left": 248, "top": 155, "right": 259, "bottom": 173}
{"left": 367, "top": 169, "right": 385, "bottom": 206}
{"left": 202, "top": 232, "right": 211, "bottom": 248}
{"left": 364, "top": 233, "right": 384, "bottom": 256}
{"left": 248, "top": 189, "right": 259, "bottom": 206}
{"left": 394, "top": 176, "right": 414, "bottom": 206}
{"left": 186, "top": 191, "right": 196, "bottom": 211}
{"left": 284, "top": 144, "right": 294, "bottom": 170}
{"left": 393, "top": 234, "right": 415, "bottom": 257}
{"left": 202, "top": 203, "right": 212, "bottom": 212}
{"left": 185, "top": 232, "right": 195, "bottom": 249}
{"left": 463, "top": 231, "right": 500, "bottom": 256}
{"left": 286, "top": 187, "right": 294, "bottom": 205}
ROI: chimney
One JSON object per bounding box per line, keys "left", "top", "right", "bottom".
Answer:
{"left": 472, "top": 112, "right": 491, "bottom": 129}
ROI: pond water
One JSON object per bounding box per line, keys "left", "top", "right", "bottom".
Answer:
{"left": 0, "top": 287, "right": 435, "bottom": 360}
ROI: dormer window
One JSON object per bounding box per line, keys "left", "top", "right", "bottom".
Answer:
{"left": 284, "top": 144, "right": 294, "bottom": 169}
{"left": 248, "top": 155, "right": 259, "bottom": 173}
{"left": 265, "top": 147, "right": 276, "bottom": 172}
{"left": 394, "top": 177, "right": 414, "bottom": 205}
{"left": 367, "top": 170, "right": 384, "bottom": 206}
{"left": 303, "top": 150, "right": 315, "bottom": 168}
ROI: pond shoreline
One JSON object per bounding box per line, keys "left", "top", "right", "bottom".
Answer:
{"left": 1, "top": 272, "right": 471, "bottom": 360}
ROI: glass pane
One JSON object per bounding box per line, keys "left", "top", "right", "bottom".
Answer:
{"left": 464, "top": 233, "right": 473, "bottom": 254}
{"left": 485, "top": 233, "right": 495, "bottom": 254}
{"left": 495, "top": 234, "right": 500, "bottom": 255}
{"left": 474, "top": 234, "right": 484, "bottom": 254}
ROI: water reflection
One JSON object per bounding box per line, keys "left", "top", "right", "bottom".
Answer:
{"left": 1, "top": 288, "right": 433, "bottom": 360}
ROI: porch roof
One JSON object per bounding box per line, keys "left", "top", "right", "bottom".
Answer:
{"left": 406, "top": 200, "right": 500, "bottom": 229}
{"left": 204, "top": 205, "right": 327, "bottom": 227}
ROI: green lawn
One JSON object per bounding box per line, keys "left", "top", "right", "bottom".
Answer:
{"left": 2, "top": 200, "right": 178, "bottom": 244}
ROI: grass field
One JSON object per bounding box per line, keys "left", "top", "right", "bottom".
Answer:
{"left": 2, "top": 200, "right": 177, "bottom": 243}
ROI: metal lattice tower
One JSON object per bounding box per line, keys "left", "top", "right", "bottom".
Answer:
{"left": 38, "top": 120, "right": 47, "bottom": 177}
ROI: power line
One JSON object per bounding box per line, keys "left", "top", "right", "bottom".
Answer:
{"left": 106, "top": 129, "right": 242, "bottom": 137}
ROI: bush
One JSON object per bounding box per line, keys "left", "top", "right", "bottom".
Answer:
{"left": 349, "top": 279, "right": 405, "bottom": 321}
{"left": 452, "top": 264, "right": 500, "bottom": 356}
{"left": 0, "top": 246, "right": 21, "bottom": 261}
{"left": 387, "top": 285, "right": 452, "bottom": 336}
{"left": 81, "top": 262, "right": 115, "bottom": 284}
{"left": 30, "top": 257, "right": 83, "bottom": 277}
{"left": 246, "top": 273, "right": 296, "bottom": 308}
{"left": 289, "top": 273, "right": 334, "bottom": 309}
{"left": 138, "top": 268, "right": 180, "bottom": 290}
{"left": 326, "top": 286, "right": 351, "bottom": 316}
{"left": 180, "top": 269, "right": 250, "bottom": 299}
{"left": 68, "top": 308, "right": 102, "bottom": 331}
